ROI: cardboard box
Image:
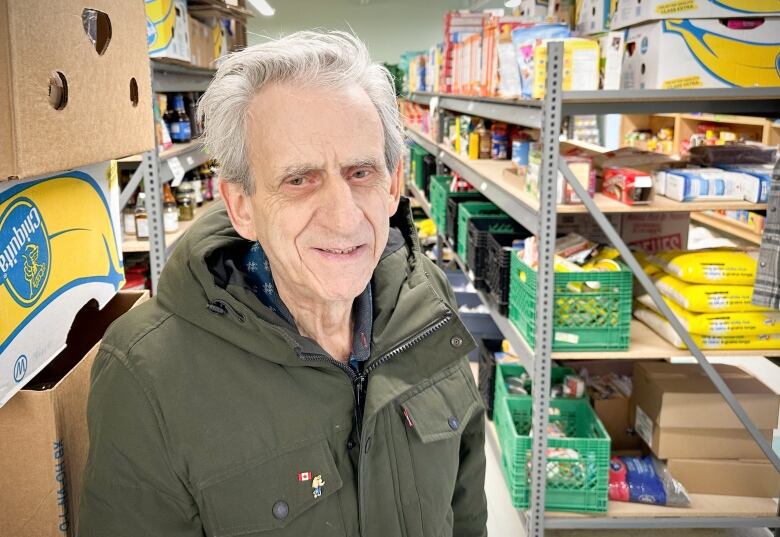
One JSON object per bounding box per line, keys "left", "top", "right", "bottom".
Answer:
{"left": 576, "top": 0, "right": 615, "bottom": 35}
{"left": 187, "top": 14, "right": 216, "bottom": 69}
{"left": 611, "top": 0, "right": 779, "bottom": 29}
{"left": 0, "top": 290, "right": 148, "bottom": 537}
{"left": 620, "top": 212, "right": 690, "bottom": 253}
{"left": 596, "top": 30, "right": 625, "bottom": 90}
{"left": 621, "top": 18, "right": 780, "bottom": 90}
{"left": 0, "top": 1, "right": 154, "bottom": 181}
{"left": 1, "top": 162, "right": 125, "bottom": 407}
{"left": 632, "top": 362, "right": 780, "bottom": 430}
{"left": 526, "top": 148, "right": 596, "bottom": 204}
{"left": 634, "top": 419, "right": 774, "bottom": 459}
{"left": 602, "top": 167, "right": 654, "bottom": 205}
{"left": 557, "top": 213, "right": 622, "bottom": 244}
{"left": 661, "top": 168, "right": 764, "bottom": 203}
{"left": 532, "top": 38, "right": 600, "bottom": 98}
{"left": 667, "top": 459, "right": 780, "bottom": 498}
{"left": 146, "top": 0, "right": 191, "bottom": 62}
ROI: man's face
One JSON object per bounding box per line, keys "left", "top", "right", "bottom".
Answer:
{"left": 240, "top": 83, "right": 400, "bottom": 304}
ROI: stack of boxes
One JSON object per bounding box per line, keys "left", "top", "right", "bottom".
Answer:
{"left": 579, "top": 0, "right": 780, "bottom": 90}
{"left": 631, "top": 362, "right": 780, "bottom": 498}
{"left": 1, "top": 2, "right": 156, "bottom": 534}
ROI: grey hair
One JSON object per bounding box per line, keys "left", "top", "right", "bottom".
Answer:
{"left": 197, "top": 31, "right": 403, "bottom": 194}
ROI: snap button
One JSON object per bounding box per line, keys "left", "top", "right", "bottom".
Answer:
{"left": 364, "top": 436, "right": 373, "bottom": 454}
{"left": 272, "top": 500, "right": 289, "bottom": 520}
{"left": 347, "top": 439, "right": 356, "bottom": 449}
{"left": 448, "top": 416, "right": 459, "bottom": 430}
{"left": 450, "top": 336, "right": 463, "bottom": 348}
{"left": 760, "top": 261, "right": 767, "bottom": 268}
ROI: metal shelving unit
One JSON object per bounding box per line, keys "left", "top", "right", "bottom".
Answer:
{"left": 406, "top": 41, "right": 780, "bottom": 535}
{"left": 119, "top": 61, "right": 215, "bottom": 293}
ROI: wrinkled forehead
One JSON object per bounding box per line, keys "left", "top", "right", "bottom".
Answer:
{"left": 245, "top": 82, "right": 386, "bottom": 180}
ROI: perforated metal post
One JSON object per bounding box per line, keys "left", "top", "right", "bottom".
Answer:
{"left": 527, "top": 41, "right": 564, "bottom": 537}
{"left": 434, "top": 108, "right": 445, "bottom": 266}
{"left": 142, "top": 149, "right": 167, "bottom": 294}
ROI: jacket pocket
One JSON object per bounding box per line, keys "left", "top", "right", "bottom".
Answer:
{"left": 396, "top": 361, "right": 481, "bottom": 537}
{"left": 199, "top": 438, "right": 346, "bottom": 537}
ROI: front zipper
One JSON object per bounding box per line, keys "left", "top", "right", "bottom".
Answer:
{"left": 298, "top": 311, "right": 454, "bottom": 537}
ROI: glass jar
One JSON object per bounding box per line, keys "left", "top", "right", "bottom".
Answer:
{"left": 134, "top": 192, "right": 149, "bottom": 239}
{"left": 122, "top": 202, "right": 136, "bottom": 235}
{"left": 176, "top": 185, "right": 195, "bottom": 221}
{"left": 163, "top": 202, "right": 180, "bottom": 233}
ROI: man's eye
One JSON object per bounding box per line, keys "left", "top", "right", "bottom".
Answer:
{"left": 288, "top": 176, "right": 306, "bottom": 186}
{"left": 353, "top": 169, "right": 370, "bottom": 179}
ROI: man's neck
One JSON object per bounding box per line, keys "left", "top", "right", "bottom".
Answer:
{"left": 275, "top": 282, "right": 354, "bottom": 362}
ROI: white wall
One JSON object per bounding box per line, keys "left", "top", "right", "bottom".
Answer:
{"left": 246, "top": 0, "right": 472, "bottom": 64}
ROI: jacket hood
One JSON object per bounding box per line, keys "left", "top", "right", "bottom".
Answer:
{"left": 156, "top": 198, "right": 463, "bottom": 367}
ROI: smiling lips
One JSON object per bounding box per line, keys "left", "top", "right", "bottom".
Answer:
{"left": 314, "top": 244, "right": 366, "bottom": 258}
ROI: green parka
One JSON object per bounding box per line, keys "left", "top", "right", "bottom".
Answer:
{"left": 78, "top": 199, "right": 487, "bottom": 537}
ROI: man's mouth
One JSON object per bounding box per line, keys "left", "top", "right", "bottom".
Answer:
{"left": 319, "top": 246, "right": 358, "bottom": 254}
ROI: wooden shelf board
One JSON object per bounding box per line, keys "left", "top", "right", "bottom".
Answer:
{"left": 406, "top": 126, "right": 767, "bottom": 215}
{"left": 677, "top": 113, "right": 769, "bottom": 127}
{"left": 123, "top": 199, "right": 219, "bottom": 253}
{"left": 690, "top": 212, "right": 763, "bottom": 245}
{"left": 117, "top": 140, "right": 204, "bottom": 164}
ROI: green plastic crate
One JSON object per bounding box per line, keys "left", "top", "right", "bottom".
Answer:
{"left": 456, "top": 202, "right": 506, "bottom": 260}
{"left": 410, "top": 144, "right": 428, "bottom": 190}
{"left": 429, "top": 176, "right": 483, "bottom": 237}
{"left": 508, "top": 253, "right": 632, "bottom": 351}
{"left": 496, "top": 397, "right": 610, "bottom": 512}
{"left": 493, "top": 363, "right": 575, "bottom": 428}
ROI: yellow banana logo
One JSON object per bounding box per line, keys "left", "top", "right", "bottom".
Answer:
{"left": 1, "top": 172, "right": 124, "bottom": 354}
{"left": 663, "top": 19, "right": 780, "bottom": 87}
{"left": 709, "top": 0, "right": 780, "bottom": 13}
{"left": 146, "top": 0, "right": 176, "bottom": 54}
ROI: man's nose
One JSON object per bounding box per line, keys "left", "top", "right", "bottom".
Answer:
{"left": 318, "top": 174, "right": 363, "bottom": 234}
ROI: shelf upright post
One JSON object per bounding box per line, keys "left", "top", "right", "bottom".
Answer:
{"left": 527, "top": 41, "right": 565, "bottom": 537}
{"left": 434, "top": 105, "right": 446, "bottom": 267}
{"left": 142, "top": 145, "right": 167, "bottom": 294}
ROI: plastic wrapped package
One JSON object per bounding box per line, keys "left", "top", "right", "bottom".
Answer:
{"left": 609, "top": 456, "right": 691, "bottom": 507}
{"left": 654, "top": 273, "right": 769, "bottom": 313}
{"left": 634, "top": 305, "right": 780, "bottom": 350}
{"left": 649, "top": 249, "right": 758, "bottom": 285}
{"left": 637, "top": 294, "right": 780, "bottom": 336}
{"left": 689, "top": 144, "right": 777, "bottom": 166}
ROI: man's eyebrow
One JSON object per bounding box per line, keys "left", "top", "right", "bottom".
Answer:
{"left": 342, "top": 158, "right": 381, "bottom": 170}
{"left": 276, "top": 164, "right": 322, "bottom": 182}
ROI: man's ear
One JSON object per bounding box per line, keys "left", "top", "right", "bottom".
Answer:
{"left": 219, "top": 179, "right": 258, "bottom": 241}
{"left": 388, "top": 161, "right": 403, "bottom": 216}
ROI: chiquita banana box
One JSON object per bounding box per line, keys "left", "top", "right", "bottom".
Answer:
{"left": 622, "top": 18, "right": 780, "bottom": 89}
{"left": 146, "top": 0, "right": 191, "bottom": 62}
{"left": 611, "top": 0, "right": 780, "bottom": 29}
{"left": 0, "top": 162, "right": 124, "bottom": 407}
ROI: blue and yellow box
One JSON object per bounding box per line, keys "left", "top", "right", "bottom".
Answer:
{"left": 146, "top": 0, "right": 191, "bottom": 62}
{"left": 611, "top": 0, "right": 780, "bottom": 29}
{"left": 0, "top": 162, "right": 124, "bottom": 406}
{"left": 622, "top": 17, "right": 780, "bottom": 89}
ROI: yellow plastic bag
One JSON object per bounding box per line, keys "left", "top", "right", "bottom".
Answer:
{"left": 649, "top": 249, "right": 758, "bottom": 285}
{"left": 654, "top": 273, "right": 768, "bottom": 313}
{"left": 635, "top": 305, "right": 780, "bottom": 350}
{"left": 637, "top": 294, "right": 780, "bottom": 336}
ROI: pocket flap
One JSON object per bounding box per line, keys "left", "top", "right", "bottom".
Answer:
{"left": 401, "top": 365, "right": 480, "bottom": 444}
{"left": 201, "top": 438, "right": 343, "bottom": 536}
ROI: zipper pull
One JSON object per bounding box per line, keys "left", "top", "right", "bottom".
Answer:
{"left": 402, "top": 406, "right": 414, "bottom": 429}
{"left": 353, "top": 374, "right": 366, "bottom": 437}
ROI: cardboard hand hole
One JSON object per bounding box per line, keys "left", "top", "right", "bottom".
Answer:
{"left": 81, "top": 8, "right": 112, "bottom": 55}
{"left": 48, "top": 71, "right": 68, "bottom": 110}
{"left": 130, "top": 78, "right": 139, "bottom": 107}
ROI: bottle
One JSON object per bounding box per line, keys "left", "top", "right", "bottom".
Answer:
{"left": 169, "top": 94, "right": 192, "bottom": 143}
{"left": 190, "top": 171, "right": 204, "bottom": 206}
{"left": 122, "top": 197, "right": 136, "bottom": 235}
{"left": 162, "top": 94, "right": 175, "bottom": 136}
{"left": 163, "top": 184, "right": 179, "bottom": 233}
{"left": 135, "top": 192, "right": 149, "bottom": 240}
{"left": 476, "top": 121, "right": 491, "bottom": 159}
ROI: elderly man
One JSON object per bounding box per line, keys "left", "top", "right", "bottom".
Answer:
{"left": 79, "top": 31, "right": 487, "bottom": 537}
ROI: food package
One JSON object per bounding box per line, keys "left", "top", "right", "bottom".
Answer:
{"left": 648, "top": 249, "right": 758, "bottom": 285}
{"left": 602, "top": 167, "right": 654, "bottom": 205}
{"left": 527, "top": 448, "right": 586, "bottom": 488}
{"left": 511, "top": 24, "right": 570, "bottom": 99}
{"left": 609, "top": 456, "right": 691, "bottom": 507}
{"left": 637, "top": 294, "right": 780, "bottom": 337}
{"left": 662, "top": 168, "right": 762, "bottom": 203}
{"left": 654, "top": 273, "right": 768, "bottom": 313}
{"left": 532, "top": 38, "right": 600, "bottom": 98}
{"left": 689, "top": 144, "right": 777, "bottom": 166}
{"left": 635, "top": 305, "right": 780, "bottom": 350}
